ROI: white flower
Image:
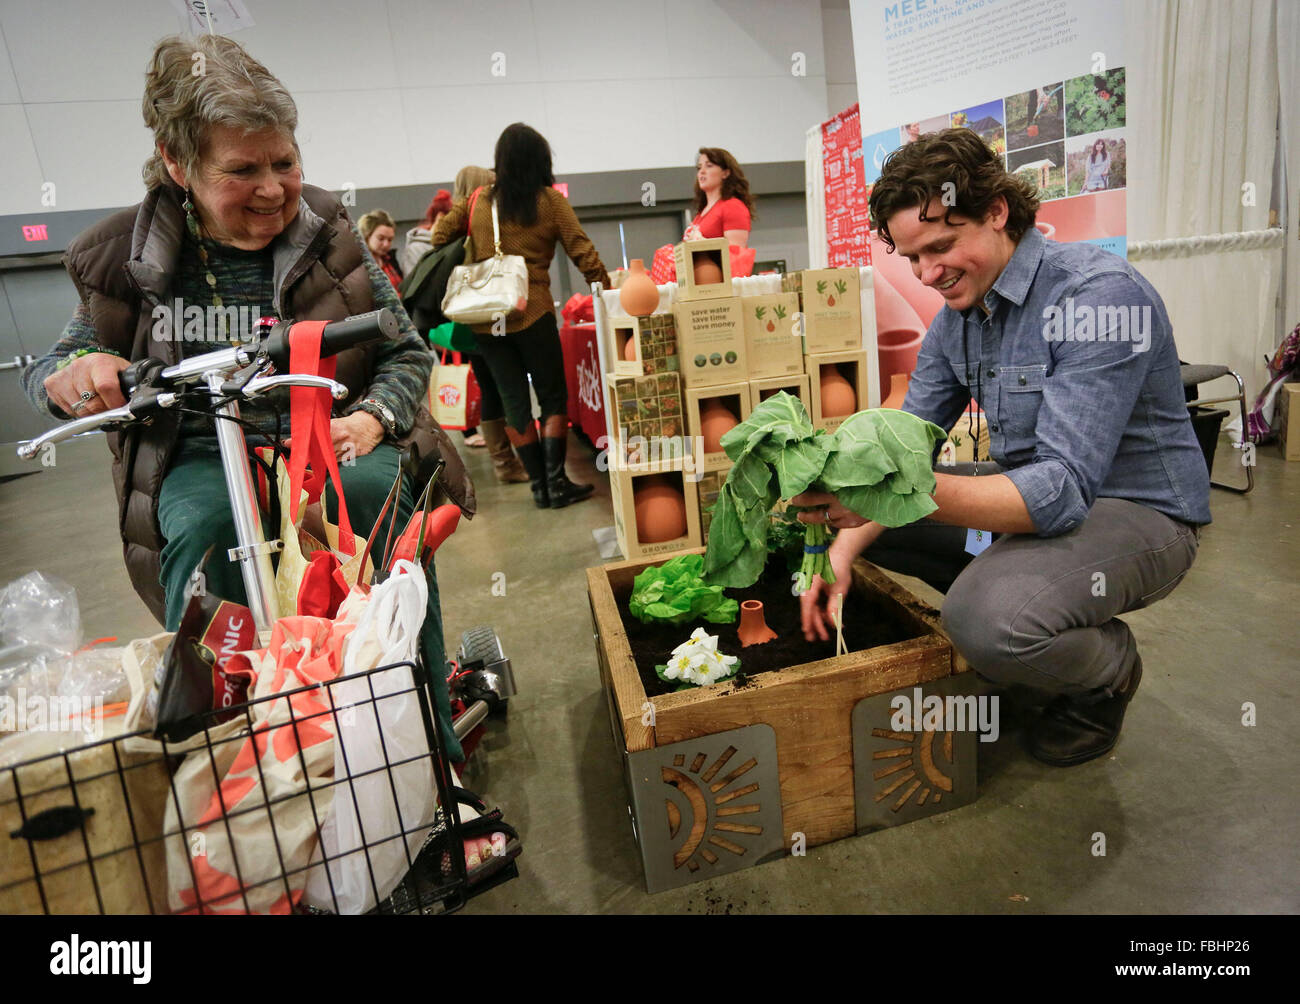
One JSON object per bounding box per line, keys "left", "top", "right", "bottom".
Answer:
{"left": 667, "top": 630, "right": 740, "bottom": 686}
{"left": 664, "top": 652, "right": 691, "bottom": 680}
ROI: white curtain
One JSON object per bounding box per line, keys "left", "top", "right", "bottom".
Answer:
{"left": 1126, "top": 0, "right": 1283, "bottom": 395}
{"left": 805, "top": 123, "right": 828, "bottom": 267}
{"left": 1277, "top": 1, "right": 1300, "bottom": 338}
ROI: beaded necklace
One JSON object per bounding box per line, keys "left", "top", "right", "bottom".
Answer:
{"left": 182, "top": 190, "right": 233, "bottom": 342}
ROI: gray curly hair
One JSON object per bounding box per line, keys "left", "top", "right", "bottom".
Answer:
{"left": 141, "top": 34, "right": 299, "bottom": 189}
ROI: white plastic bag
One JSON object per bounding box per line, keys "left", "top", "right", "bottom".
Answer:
{"left": 304, "top": 561, "right": 438, "bottom": 914}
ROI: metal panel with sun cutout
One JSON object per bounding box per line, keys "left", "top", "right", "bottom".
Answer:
{"left": 625, "top": 724, "right": 784, "bottom": 894}
{"left": 852, "top": 675, "right": 979, "bottom": 833}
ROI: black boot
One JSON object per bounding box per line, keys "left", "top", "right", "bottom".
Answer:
{"left": 514, "top": 441, "right": 550, "bottom": 509}
{"left": 1027, "top": 656, "right": 1143, "bottom": 766}
{"left": 541, "top": 436, "right": 594, "bottom": 508}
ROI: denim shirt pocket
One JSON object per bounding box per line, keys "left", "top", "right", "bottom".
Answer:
{"left": 998, "top": 363, "right": 1048, "bottom": 442}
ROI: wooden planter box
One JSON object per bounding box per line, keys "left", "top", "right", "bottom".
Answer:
{"left": 588, "top": 548, "right": 974, "bottom": 891}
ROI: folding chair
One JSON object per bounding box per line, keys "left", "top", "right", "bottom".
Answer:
{"left": 1180, "top": 364, "right": 1253, "bottom": 494}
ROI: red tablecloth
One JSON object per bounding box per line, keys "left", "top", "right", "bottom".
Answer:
{"left": 559, "top": 322, "right": 607, "bottom": 445}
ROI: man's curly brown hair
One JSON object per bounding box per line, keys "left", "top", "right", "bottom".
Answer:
{"left": 869, "top": 128, "right": 1039, "bottom": 251}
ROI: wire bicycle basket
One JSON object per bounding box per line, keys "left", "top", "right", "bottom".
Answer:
{"left": 1, "top": 654, "right": 502, "bottom": 915}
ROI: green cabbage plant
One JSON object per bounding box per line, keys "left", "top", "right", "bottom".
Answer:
{"left": 702, "top": 392, "right": 947, "bottom": 590}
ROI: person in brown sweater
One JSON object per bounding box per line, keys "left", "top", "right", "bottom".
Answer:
{"left": 433, "top": 123, "right": 609, "bottom": 508}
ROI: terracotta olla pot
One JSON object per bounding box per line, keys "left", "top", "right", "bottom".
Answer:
{"left": 693, "top": 254, "right": 724, "bottom": 286}
{"left": 819, "top": 365, "right": 856, "bottom": 417}
{"left": 633, "top": 475, "right": 687, "bottom": 544}
{"left": 623, "top": 334, "right": 639, "bottom": 362}
{"left": 737, "top": 600, "right": 777, "bottom": 647}
{"left": 619, "top": 259, "right": 660, "bottom": 317}
{"left": 877, "top": 327, "right": 923, "bottom": 400}
{"left": 881, "top": 372, "right": 910, "bottom": 410}
{"left": 699, "top": 397, "right": 739, "bottom": 454}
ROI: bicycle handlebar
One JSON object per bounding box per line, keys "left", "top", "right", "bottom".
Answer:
{"left": 258, "top": 309, "right": 399, "bottom": 371}
{"left": 19, "top": 309, "right": 398, "bottom": 461}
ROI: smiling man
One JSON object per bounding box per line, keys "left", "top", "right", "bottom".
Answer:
{"left": 796, "top": 128, "right": 1210, "bottom": 766}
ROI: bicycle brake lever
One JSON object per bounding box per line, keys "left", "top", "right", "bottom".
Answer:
{"left": 15, "top": 390, "right": 181, "bottom": 459}
{"left": 240, "top": 374, "right": 348, "bottom": 399}
{"left": 219, "top": 358, "right": 271, "bottom": 396}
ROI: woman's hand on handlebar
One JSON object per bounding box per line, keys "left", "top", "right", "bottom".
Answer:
{"left": 800, "top": 537, "right": 855, "bottom": 643}
{"left": 43, "top": 352, "right": 130, "bottom": 418}
{"left": 286, "top": 412, "right": 384, "bottom": 461}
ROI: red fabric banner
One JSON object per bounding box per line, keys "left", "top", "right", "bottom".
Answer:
{"left": 822, "top": 104, "right": 872, "bottom": 268}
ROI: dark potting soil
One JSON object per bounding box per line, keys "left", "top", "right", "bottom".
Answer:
{"left": 616, "top": 557, "right": 921, "bottom": 699}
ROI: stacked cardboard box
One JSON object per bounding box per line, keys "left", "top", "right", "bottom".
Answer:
{"left": 604, "top": 372, "right": 687, "bottom": 469}
{"left": 742, "top": 292, "right": 804, "bottom": 379}
{"left": 684, "top": 382, "right": 752, "bottom": 473}
{"left": 609, "top": 312, "right": 678, "bottom": 377}
{"left": 750, "top": 373, "right": 812, "bottom": 414}
{"left": 674, "top": 239, "right": 732, "bottom": 301}
{"left": 609, "top": 463, "right": 703, "bottom": 562}
{"left": 673, "top": 296, "right": 748, "bottom": 389}
{"left": 806, "top": 351, "right": 869, "bottom": 434}
{"left": 782, "top": 268, "right": 863, "bottom": 354}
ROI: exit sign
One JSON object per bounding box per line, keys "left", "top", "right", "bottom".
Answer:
{"left": 22, "top": 224, "right": 49, "bottom": 242}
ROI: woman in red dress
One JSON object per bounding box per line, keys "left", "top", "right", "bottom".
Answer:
{"left": 684, "top": 147, "right": 755, "bottom": 249}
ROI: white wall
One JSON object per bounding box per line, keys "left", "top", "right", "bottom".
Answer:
{"left": 0, "top": 0, "right": 830, "bottom": 215}
{"left": 821, "top": 0, "right": 857, "bottom": 116}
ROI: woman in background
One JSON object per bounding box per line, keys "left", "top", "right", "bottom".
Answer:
{"left": 358, "top": 208, "right": 403, "bottom": 287}
{"left": 429, "top": 166, "right": 528, "bottom": 479}
{"left": 1083, "top": 138, "right": 1111, "bottom": 192}
{"left": 683, "top": 147, "right": 754, "bottom": 249}
{"left": 399, "top": 188, "right": 451, "bottom": 276}
{"left": 433, "top": 125, "right": 609, "bottom": 509}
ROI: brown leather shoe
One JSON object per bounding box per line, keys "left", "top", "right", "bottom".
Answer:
{"left": 1027, "top": 656, "right": 1143, "bottom": 767}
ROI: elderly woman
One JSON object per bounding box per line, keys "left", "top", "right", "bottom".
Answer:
{"left": 21, "top": 35, "right": 479, "bottom": 772}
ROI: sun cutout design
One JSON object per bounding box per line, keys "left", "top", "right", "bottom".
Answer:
{"left": 870, "top": 727, "right": 955, "bottom": 812}
{"left": 660, "top": 745, "right": 764, "bottom": 873}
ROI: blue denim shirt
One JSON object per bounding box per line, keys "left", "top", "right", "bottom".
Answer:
{"left": 901, "top": 227, "right": 1212, "bottom": 535}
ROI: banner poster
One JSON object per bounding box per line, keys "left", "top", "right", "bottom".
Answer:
{"left": 840, "top": 0, "right": 1127, "bottom": 331}
{"left": 822, "top": 104, "right": 872, "bottom": 267}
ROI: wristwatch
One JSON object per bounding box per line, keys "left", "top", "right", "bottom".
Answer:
{"left": 354, "top": 397, "right": 397, "bottom": 436}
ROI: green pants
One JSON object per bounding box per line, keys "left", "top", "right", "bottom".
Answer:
{"left": 157, "top": 439, "right": 462, "bottom": 760}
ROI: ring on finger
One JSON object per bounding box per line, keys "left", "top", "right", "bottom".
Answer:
{"left": 79, "top": 390, "right": 95, "bottom": 403}
{"left": 823, "top": 507, "right": 832, "bottom": 524}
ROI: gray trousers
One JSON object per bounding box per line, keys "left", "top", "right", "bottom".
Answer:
{"left": 869, "top": 464, "right": 1200, "bottom": 700}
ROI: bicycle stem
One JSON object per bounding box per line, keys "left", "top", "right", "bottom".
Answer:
{"left": 206, "top": 368, "right": 281, "bottom": 641}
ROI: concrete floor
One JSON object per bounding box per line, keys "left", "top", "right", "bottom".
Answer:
{"left": 2, "top": 430, "right": 1296, "bottom": 914}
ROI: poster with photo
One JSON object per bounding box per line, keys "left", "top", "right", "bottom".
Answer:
{"left": 844, "top": 0, "right": 1129, "bottom": 258}
{"left": 1066, "top": 129, "right": 1126, "bottom": 197}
